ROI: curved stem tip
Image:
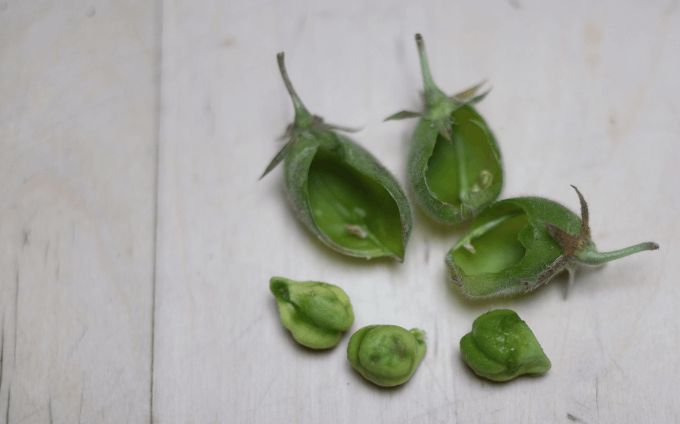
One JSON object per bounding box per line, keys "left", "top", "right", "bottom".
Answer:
{"left": 578, "top": 241, "right": 659, "bottom": 266}
{"left": 277, "top": 52, "right": 312, "bottom": 127}
{"left": 415, "top": 34, "right": 445, "bottom": 107}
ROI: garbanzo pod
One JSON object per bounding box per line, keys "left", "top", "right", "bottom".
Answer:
{"left": 386, "top": 34, "right": 502, "bottom": 223}
{"left": 347, "top": 325, "right": 426, "bottom": 387}
{"left": 460, "top": 309, "right": 551, "bottom": 381}
{"left": 446, "top": 186, "right": 659, "bottom": 297}
{"left": 270, "top": 277, "right": 354, "bottom": 349}
{"left": 261, "top": 53, "right": 413, "bottom": 261}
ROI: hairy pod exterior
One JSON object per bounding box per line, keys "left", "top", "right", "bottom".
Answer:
{"left": 262, "top": 53, "right": 413, "bottom": 261}
{"left": 387, "top": 34, "right": 502, "bottom": 223}
{"left": 446, "top": 186, "right": 659, "bottom": 297}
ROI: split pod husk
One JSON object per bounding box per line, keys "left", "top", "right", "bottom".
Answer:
{"left": 386, "top": 34, "right": 503, "bottom": 224}
{"left": 446, "top": 186, "right": 659, "bottom": 297}
{"left": 262, "top": 53, "right": 413, "bottom": 261}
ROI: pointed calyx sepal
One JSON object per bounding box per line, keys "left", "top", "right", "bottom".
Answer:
{"left": 431, "top": 115, "right": 454, "bottom": 142}
{"left": 260, "top": 52, "right": 358, "bottom": 180}
{"left": 260, "top": 133, "right": 299, "bottom": 180}
{"left": 385, "top": 34, "right": 490, "bottom": 143}
{"left": 451, "top": 82, "right": 490, "bottom": 105}
{"left": 520, "top": 186, "right": 592, "bottom": 292}
{"left": 543, "top": 185, "right": 591, "bottom": 260}
{"left": 384, "top": 110, "right": 423, "bottom": 121}
{"left": 542, "top": 187, "right": 586, "bottom": 259}
{"left": 575, "top": 183, "right": 660, "bottom": 263}
{"left": 544, "top": 222, "right": 582, "bottom": 257}
{"left": 521, "top": 185, "right": 659, "bottom": 293}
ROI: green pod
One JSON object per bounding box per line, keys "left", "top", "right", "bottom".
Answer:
{"left": 261, "top": 53, "right": 413, "bottom": 261}
{"left": 446, "top": 186, "right": 659, "bottom": 297}
{"left": 270, "top": 277, "right": 354, "bottom": 349}
{"left": 386, "top": 34, "right": 502, "bottom": 223}
{"left": 460, "top": 309, "right": 551, "bottom": 381}
{"left": 347, "top": 325, "right": 426, "bottom": 387}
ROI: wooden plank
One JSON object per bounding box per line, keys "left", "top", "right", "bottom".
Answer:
{"left": 0, "top": 1, "right": 159, "bottom": 422}
{"left": 155, "top": 0, "right": 679, "bottom": 423}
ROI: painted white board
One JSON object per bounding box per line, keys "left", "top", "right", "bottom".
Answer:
{"left": 0, "top": 1, "right": 158, "bottom": 422}
{"left": 154, "top": 1, "right": 679, "bottom": 423}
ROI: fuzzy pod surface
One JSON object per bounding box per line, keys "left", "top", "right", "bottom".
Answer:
{"left": 386, "top": 34, "right": 502, "bottom": 224}
{"left": 270, "top": 277, "right": 354, "bottom": 349}
{"left": 262, "top": 53, "right": 413, "bottom": 261}
{"left": 446, "top": 186, "right": 659, "bottom": 297}
{"left": 460, "top": 309, "right": 551, "bottom": 381}
{"left": 347, "top": 325, "right": 426, "bottom": 387}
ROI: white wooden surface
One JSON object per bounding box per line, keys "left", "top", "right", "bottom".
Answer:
{"left": 2, "top": 0, "right": 679, "bottom": 423}
{"left": 0, "top": 1, "right": 158, "bottom": 422}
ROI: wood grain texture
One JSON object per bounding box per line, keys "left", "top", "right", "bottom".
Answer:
{"left": 0, "top": 1, "right": 158, "bottom": 422}
{"left": 153, "top": 1, "right": 679, "bottom": 423}
{"left": 3, "top": 0, "right": 680, "bottom": 423}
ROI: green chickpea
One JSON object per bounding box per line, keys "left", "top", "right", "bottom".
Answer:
{"left": 347, "top": 325, "right": 426, "bottom": 387}
{"left": 460, "top": 309, "right": 551, "bottom": 381}
{"left": 270, "top": 277, "right": 354, "bottom": 349}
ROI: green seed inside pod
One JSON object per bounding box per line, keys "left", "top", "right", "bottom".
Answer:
{"left": 307, "top": 150, "right": 404, "bottom": 259}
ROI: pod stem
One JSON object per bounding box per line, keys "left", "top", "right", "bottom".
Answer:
{"left": 578, "top": 242, "right": 659, "bottom": 266}
{"left": 277, "top": 52, "right": 313, "bottom": 128}
{"left": 415, "top": 34, "right": 446, "bottom": 107}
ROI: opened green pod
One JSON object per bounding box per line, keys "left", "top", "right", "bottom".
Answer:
{"left": 270, "top": 277, "right": 354, "bottom": 349}
{"left": 347, "top": 325, "right": 426, "bottom": 387}
{"left": 386, "top": 34, "right": 502, "bottom": 223}
{"left": 261, "top": 53, "right": 413, "bottom": 261}
{"left": 446, "top": 186, "right": 659, "bottom": 297}
{"left": 461, "top": 309, "right": 551, "bottom": 381}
